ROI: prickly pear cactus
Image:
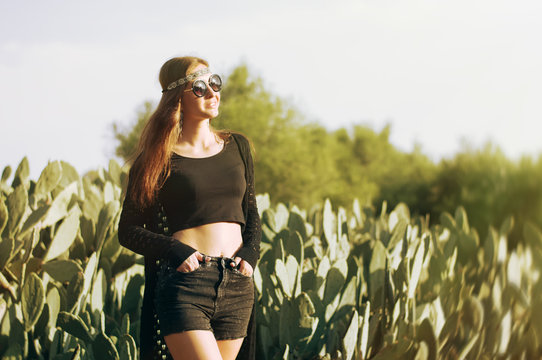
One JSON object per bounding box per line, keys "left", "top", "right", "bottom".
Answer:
{"left": 1, "top": 158, "right": 541, "bottom": 359}
{"left": 0, "top": 158, "right": 139, "bottom": 360}
{"left": 256, "top": 197, "right": 542, "bottom": 359}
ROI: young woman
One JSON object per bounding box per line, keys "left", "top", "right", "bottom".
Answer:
{"left": 118, "top": 56, "right": 261, "bottom": 360}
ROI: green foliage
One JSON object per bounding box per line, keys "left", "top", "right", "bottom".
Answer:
{"left": 0, "top": 157, "right": 541, "bottom": 359}
{"left": 112, "top": 101, "right": 154, "bottom": 160}
{"left": 429, "top": 143, "right": 542, "bottom": 246}
{"left": 256, "top": 197, "right": 542, "bottom": 359}
{"left": 21, "top": 273, "right": 45, "bottom": 332}
{"left": 0, "top": 158, "right": 138, "bottom": 359}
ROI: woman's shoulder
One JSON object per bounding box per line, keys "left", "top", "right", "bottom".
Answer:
{"left": 230, "top": 131, "right": 249, "bottom": 143}
{"left": 231, "top": 131, "right": 252, "bottom": 150}
{"left": 230, "top": 132, "right": 251, "bottom": 152}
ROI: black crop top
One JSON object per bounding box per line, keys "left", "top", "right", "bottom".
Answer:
{"left": 118, "top": 132, "right": 261, "bottom": 270}
{"left": 158, "top": 139, "right": 246, "bottom": 233}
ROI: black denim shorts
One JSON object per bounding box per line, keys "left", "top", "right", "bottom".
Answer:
{"left": 154, "top": 255, "right": 254, "bottom": 340}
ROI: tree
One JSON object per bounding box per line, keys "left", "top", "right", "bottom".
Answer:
{"left": 110, "top": 64, "right": 438, "bottom": 210}
{"left": 109, "top": 64, "right": 542, "bottom": 244}
{"left": 111, "top": 101, "right": 154, "bottom": 160}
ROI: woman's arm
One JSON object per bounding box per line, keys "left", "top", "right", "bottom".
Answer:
{"left": 234, "top": 134, "right": 262, "bottom": 270}
{"left": 118, "top": 172, "right": 197, "bottom": 268}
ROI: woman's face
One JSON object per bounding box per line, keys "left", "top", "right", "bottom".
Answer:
{"left": 181, "top": 63, "right": 220, "bottom": 121}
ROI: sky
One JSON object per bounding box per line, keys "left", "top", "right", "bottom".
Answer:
{"left": 1, "top": 0, "right": 541, "bottom": 178}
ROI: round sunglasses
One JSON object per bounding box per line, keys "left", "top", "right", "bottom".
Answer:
{"left": 184, "top": 74, "right": 222, "bottom": 97}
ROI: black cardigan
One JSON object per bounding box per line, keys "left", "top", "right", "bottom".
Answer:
{"left": 118, "top": 132, "right": 261, "bottom": 360}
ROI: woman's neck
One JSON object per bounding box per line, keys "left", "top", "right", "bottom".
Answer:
{"left": 178, "top": 119, "right": 218, "bottom": 148}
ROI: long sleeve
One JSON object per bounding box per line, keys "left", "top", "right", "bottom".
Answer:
{"left": 118, "top": 171, "right": 197, "bottom": 268}
{"left": 234, "top": 134, "right": 262, "bottom": 269}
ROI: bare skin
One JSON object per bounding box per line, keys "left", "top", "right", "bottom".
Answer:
{"left": 164, "top": 331, "right": 244, "bottom": 360}
{"left": 163, "top": 63, "right": 253, "bottom": 360}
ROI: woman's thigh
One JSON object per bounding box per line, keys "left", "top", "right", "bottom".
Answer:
{"left": 164, "top": 330, "right": 221, "bottom": 360}
{"left": 217, "top": 338, "right": 245, "bottom": 360}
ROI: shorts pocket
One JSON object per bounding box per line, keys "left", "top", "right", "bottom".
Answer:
{"left": 172, "top": 260, "right": 209, "bottom": 276}
{"left": 231, "top": 267, "right": 253, "bottom": 279}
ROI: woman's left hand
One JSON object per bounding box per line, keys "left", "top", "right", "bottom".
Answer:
{"left": 232, "top": 257, "right": 253, "bottom": 277}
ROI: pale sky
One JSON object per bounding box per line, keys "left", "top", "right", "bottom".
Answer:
{"left": 1, "top": 0, "right": 541, "bottom": 178}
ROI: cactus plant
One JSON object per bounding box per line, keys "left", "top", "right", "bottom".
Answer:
{"left": 1, "top": 158, "right": 541, "bottom": 359}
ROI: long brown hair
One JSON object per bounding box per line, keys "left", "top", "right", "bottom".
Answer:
{"left": 128, "top": 56, "right": 229, "bottom": 208}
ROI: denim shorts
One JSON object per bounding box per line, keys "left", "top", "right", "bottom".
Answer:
{"left": 154, "top": 255, "right": 254, "bottom": 340}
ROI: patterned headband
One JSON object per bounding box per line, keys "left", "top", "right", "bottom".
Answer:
{"left": 162, "top": 68, "right": 211, "bottom": 93}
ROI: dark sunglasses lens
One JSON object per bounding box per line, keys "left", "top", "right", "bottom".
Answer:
{"left": 192, "top": 80, "right": 207, "bottom": 97}
{"left": 209, "top": 74, "right": 222, "bottom": 92}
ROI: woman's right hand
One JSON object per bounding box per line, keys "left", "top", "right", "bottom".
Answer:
{"left": 176, "top": 251, "right": 208, "bottom": 273}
